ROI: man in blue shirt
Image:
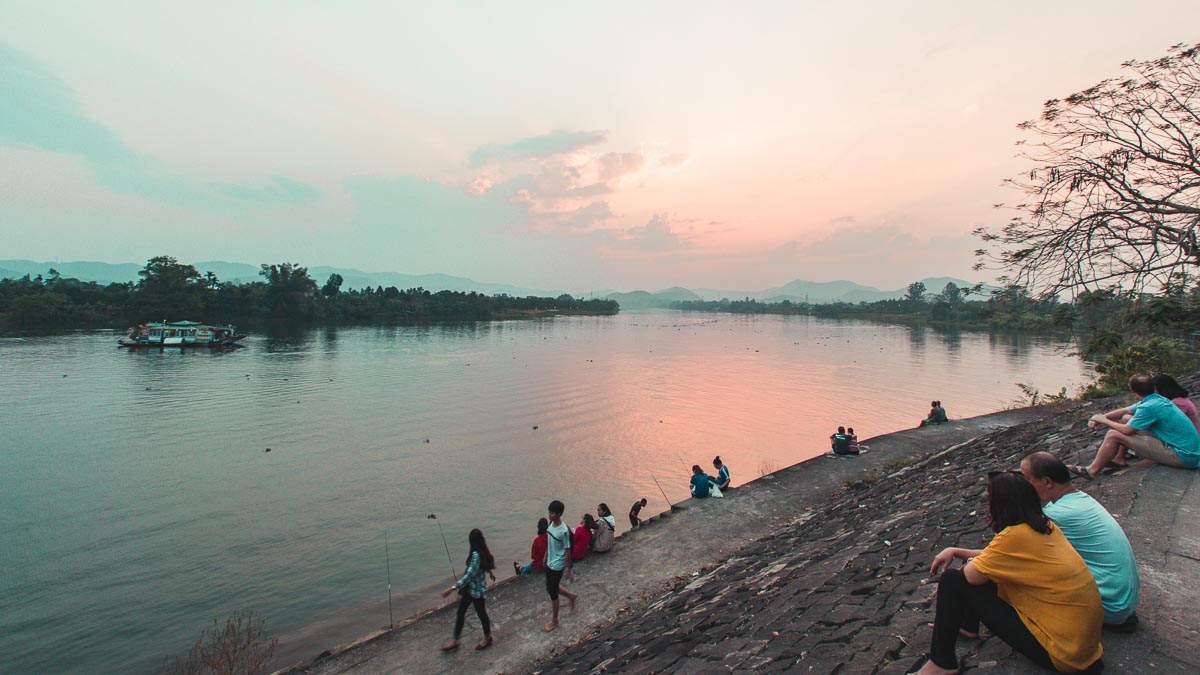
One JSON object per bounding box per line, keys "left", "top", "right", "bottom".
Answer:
{"left": 1022, "top": 451, "right": 1139, "bottom": 630}
{"left": 1072, "top": 375, "right": 1200, "bottom": 479}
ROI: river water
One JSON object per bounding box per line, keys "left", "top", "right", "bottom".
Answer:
{"left": 0, "top": 312, "right": 1092, "bottom": 673}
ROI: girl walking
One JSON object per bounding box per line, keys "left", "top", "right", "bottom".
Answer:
{"left": 439, "top": 529, "right": 496, "bottom": 651}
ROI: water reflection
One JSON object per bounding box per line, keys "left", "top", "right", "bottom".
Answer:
{"left": 0, "top": 314, "right": 1093, "bottom": 674}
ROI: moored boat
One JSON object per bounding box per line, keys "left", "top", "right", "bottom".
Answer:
{"left": 119, "top": 321, "right": 246, "bottom": 348}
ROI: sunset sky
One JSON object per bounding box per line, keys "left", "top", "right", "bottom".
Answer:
{"left": 2, "top": 2, "right": 1197, "bottom": 291}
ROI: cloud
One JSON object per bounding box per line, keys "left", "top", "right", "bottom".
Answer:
{"left": 0, "top": 42, "right": 319, "bottom": 213}
{"left": 656, "top": 153, "right": 688, "bottom": 167}
{"left": 613, "top": 214, "right": 693, "bottom": 252}
{"left": 469, "top": 129, "right": 607, "bottom": 165}
{"left": 597, "top": 152, "right": 645, "bottom": 182}
{"left": 212, "top": 176, "right": 320, "bottom": 205}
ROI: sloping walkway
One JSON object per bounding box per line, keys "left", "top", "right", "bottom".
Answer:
{"left": 534, "top": 395, "right": 1199, "bottom": 674}
{"left": 281, "top": 409, "right": 1051, "bottom": 674}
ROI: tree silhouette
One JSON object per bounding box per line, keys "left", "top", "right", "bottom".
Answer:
{"left": 978, "top": 42, "right": 1200, "bottom": 296}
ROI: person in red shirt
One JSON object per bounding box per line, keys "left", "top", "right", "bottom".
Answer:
{"left": 572, "top": 514, "right": 595, "bottom": 561}
{"left": 513, "top": 518, "right": 548, "bottom": 575}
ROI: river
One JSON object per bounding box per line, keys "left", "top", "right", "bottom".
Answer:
{"left": 0, "top": 312, "right": 1092, "bottom": 673}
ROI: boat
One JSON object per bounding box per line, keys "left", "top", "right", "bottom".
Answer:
{"left": 118, "top": 321, "right": 246, "bottom": 348}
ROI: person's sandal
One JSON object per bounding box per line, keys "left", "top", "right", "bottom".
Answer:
{"left": 475, "top": 636, "right": 493, "bottom": 650}
{"left": 1067, "top": 464, "right": 1096, "bottom": 480}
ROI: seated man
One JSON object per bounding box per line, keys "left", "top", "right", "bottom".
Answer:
{"left": 1072, "top": 375, "right": 1200, "bottom": 479}
{"left": 1021, "top": 451, "right": 1139, "bottom": 630}
{"left": 829, "top": 426, "right": 856, "bottom": 455}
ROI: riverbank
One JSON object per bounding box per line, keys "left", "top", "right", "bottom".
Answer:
{"left": 282, "top": 385, "right": 1200, "bottom": 674}
{"left": 278, "top": 406, "right": 1062, "bottom": 674}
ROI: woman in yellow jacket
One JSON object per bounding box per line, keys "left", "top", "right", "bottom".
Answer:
{"left": 912, "top": 472, "right": 1103, "bottom": 674}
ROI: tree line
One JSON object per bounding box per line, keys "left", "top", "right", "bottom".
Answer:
{"left": 0, "top": 256, "right": 618, "bottom": 328}
{"left": 673, "top": 279, "right": 1200, "bottom": 396}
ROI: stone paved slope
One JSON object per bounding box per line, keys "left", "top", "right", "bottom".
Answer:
{"left": 535, "top": 390, "right": 1200, "bottom": 674}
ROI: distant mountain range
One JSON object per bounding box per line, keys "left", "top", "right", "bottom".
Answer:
{"left": 0, "top": 259, "right": 980, "bottom": 307}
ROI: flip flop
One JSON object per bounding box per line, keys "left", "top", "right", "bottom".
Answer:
{"left": 1067, "top": 464, "right": 1095, "bottom": 480}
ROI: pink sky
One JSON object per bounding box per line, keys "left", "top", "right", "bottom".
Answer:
{"left": 1, "top": 1, "right": 1197, "bottom": 291}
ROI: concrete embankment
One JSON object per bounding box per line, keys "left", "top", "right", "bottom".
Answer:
{"left": 283, "top": 386, "right": 1200, "bottom": 674}
{"left": 280, "top": 407, "right": 1054, "bottom": 674}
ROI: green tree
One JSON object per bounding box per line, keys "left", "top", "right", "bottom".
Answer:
{"left": 321, "top": 273, "right": 344, "bottom": 297}
{"left": 904, "top": 281, "right": 927, "bottom": 305}
{"left": 260, "top": 263, "right": 318, "bottom": 317}
{"left": 136, "top": 256, "right": 210, "bottom": 320}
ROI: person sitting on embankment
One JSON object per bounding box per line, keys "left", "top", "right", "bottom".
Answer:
{"left": 1154, "top": 373, "right": 1200, "bottom": 433}
{"left": 712, "top": 456, "right": 731, "bottom": 490}
{"left": 689, "top": 464, "right": 713, "bottom": 497}
{"left": 913, "top": 472, "right": 1102, "bottom": 675}
{"left": 920, "top": 401, "right": 949, "bottom": 427}
{"left": 1021, "top": 451, "right": 1140, "bottom": 632}
{"left": 848, "top": 427, "right": 869, "bottom": 454}
{"left": 513, "top": 517, "right": 548, "bottom": 576}
{"left": 827, "top": 426, "right": 859, "bottom": 457}
{"left": 1070, "top": 374, "right": 1200, "bottom": 480}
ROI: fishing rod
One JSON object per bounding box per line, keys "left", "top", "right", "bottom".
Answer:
{"left": 428, "top": 514, "right": 458, "bottom": 579}
{"left": 384, "top": 531, "right": 394, "bottom": 628}
{"left": 649, "top": 471, "right": 676, "bottom": 511}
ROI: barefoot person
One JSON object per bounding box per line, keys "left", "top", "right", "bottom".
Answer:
{"left": 543, "top": 500, "right": 577, "bottom": 632}
{"left": 1071, "top": 374, "right": 1200, "bottom": 479}
{"left": 913, "top": 472, "right": 1102, "bottom": 674}
{"left": 439, "top": 529, "right": 496, "bottom": 652}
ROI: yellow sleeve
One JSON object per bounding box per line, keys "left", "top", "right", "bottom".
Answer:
{"left": 970, "top": 527, "right": 1021, "bottom": 584}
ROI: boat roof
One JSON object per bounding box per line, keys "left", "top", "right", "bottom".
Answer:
{"left": 142, "top": 321, "right": 233, "bottom": 329}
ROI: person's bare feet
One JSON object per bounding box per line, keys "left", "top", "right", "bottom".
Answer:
{"left": 542, "top": 621, "right": 559, "bottom": 632}
{"left": 912, "top": 658, "right": 959, "bottom": 675}
{"left": 439, "top": 640, "right": 460, "bottom": 651}
{"left": 568, "top": 595, "right": 577, "bottom": 612}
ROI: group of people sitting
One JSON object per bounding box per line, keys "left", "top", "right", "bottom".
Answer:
{"left": 920, "top": 400, "right": 949, "bottom": 427}
{"left": 915, "top": 373, "right": 1198, "bottom": 673}
{"left": 689, "top": 455, "right": 731, "bottom": 497}
{"left": 913, "top": 452, "right": 1139, "bottom": 674}
{"left": 440, "top": 458, "right": 738, "bottom": 649}
{"left": 828, "top": 426, "right": 868, "bottom": 457}
{"left": 1069, "top": 374, "right": 1200, "bottom": 479}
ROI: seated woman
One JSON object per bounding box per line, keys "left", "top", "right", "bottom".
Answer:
{"left": 512, "top": 518, "right": 548, "bottom": 576}
{"left": 690, "top": 464, "right": 713, "bottom": 498}
{"left": 1155, "top": 374, "right": 1200, "bottom": 433}
{"left": 712, "top": 456, "right": 731, "bottom": 490}
{"left": 913, "top": 472, "right": 1102, "bottom": 674}
{"left": 572, "top": 514, "right": 594, "bottom": 561}
{"left": 592, "top": 503, "right": 616, "bottom": 552}
{"left": 848, "top": 428, "right": 869, "bottom": 454}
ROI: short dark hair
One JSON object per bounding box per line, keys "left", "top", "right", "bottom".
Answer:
{"left": 640, "top": 497, "right": 648, "bottom": 505}
{"left": 537, "top": 517, "right": 549, "bottom": 534}
{"left": 987, "top": 472, "right": 1051, "bottom": 534}
{"left": 837, "top": 426, "right": 846, "bottom": 434}
{"left": 1154, "top": 374, "right": 1190, "bottom": 400}
{"left": 548, "top": 500, "right": 564, "bottom": 515}
{"left": 1129, "top": 375, "right": 1155, "bottom": 396}
{"left": 1023, "top": 451, "right": 1070, "bottom": 484}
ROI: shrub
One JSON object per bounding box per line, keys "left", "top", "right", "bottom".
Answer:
{"left": 1092, "top": 336, "right": 1199, "bottom": 393}
{"left": 160, "top": 611, "right": 277, "bottom": 675}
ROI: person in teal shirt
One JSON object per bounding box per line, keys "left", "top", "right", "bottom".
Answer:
{"left": 689, "top": 465, "right": 712, "bottom": 497}
{"left": 1022, "top": 452, "right": 1139, "bottom": 629}
{"left": 1072, "top": 375, "right": 1200, "bottom": 479}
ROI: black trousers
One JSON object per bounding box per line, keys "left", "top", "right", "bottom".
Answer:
{"left": 453, "top": 593, "right": 490, "bottom": 640}
{"left": 930, "top": 568, "right": 1053, "bottom": 671}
